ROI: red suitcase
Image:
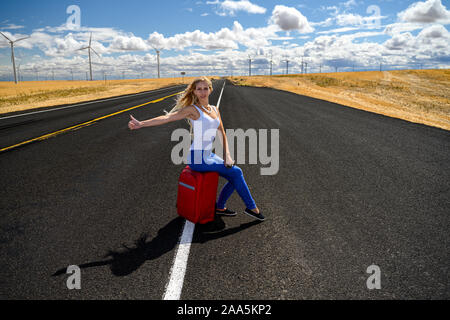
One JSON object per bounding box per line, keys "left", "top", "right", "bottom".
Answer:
{"left": 176, "top": 166, "right": 219, "bottom": 224}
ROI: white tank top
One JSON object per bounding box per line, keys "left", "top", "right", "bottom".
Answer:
{"left": 189, "top": 104, "right": 220, "bottom": 152}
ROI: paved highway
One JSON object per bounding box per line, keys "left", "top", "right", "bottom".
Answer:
{"left": 1, "top": 79, "right": 449, "bottom": 299}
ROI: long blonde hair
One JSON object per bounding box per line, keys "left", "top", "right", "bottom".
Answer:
{"left": 165, "top": 76, "right": 213, "bottom": 135}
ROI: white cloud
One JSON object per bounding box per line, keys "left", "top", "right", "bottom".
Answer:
{"left": 335, "top": 13, "right": 366, "bottom": 26}
{"left": 147, "top": 21, "right": 280, "bottom": 51}
{"left": 416, "top": 23, "right": 450, "bottom": 54}
{"left": 6, "top": 24, "right": 449, "bottom": 81}
{"left": 384, "top": 0, "right": 450, "bottom": 44}
{"left": 310, "top": 0, "right": 387, "bottom": 34}
{"left": 384, "top": 32, "right": 415, "bottom": 50}
{"left": 317, "top": 27, "right": 359, "bottom": 34}
{"left": 296, "top": 22, "right": 449, "bottom": 72}
{"left": 2, "top": 1, "right": 450, "bottom": 80}
{"left": 110, "top": 35, "right": 151, "bottom": 52}
{"left": 222, "top": 0, "right": 266, "bottom": 14}
{"left": 0, "top": 31, "right": 37, "bottom": 50}
{"left": 418, "top": 23, "right": 450, "bottom": 39}
{"left": 311, "top": 6, "right": 386, "bottom": 32}
{"left": 207, "top": 0, "right": 266, "bottom": 16}
{"left": 383, "top": 22, "right": 425, "bottom": 36}
{"left": 34, "top": 25, "right": 129, "bottom": 44}
{"left": 269, "top": 5, "right": 314, "bottom": 33}
{"left": 147, "top": 29, "right": 239, "bottom": 51}
{"left": 383, "top": 24, "right": 450, "bottom": 60}
{"left": 1, "top": 25, "right": 155, "bottom": 57}
{"left": 310, "top": 17, "right": 334, "bottom": 28}
{"left": 398, "top": 0, "right": 450, "bottom": 24}
{"left": 33, "top": 30, "right": 110, "bottom": 57}
{"left": 1, "top": 23, "right": 25, "bottom": 30}
{"left": 343, "top": 0, "right": 357, "bottom": 8}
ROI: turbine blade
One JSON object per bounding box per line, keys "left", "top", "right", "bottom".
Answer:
{"left": 14, "top": 36, "right": 30, "bottom": 43}
{"left": 0, "top": 31, "right": 12, "bottom": 42}
{"left": 91, "top": 47, "right": 100, "bottom": 58}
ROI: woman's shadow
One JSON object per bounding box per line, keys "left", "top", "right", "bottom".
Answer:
{"left": 53, "top": 216, "right": 261, "bottom": 277}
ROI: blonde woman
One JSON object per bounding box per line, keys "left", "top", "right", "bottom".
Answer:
{"left": 128, "top": 77, "right": 265, "bottom": 221}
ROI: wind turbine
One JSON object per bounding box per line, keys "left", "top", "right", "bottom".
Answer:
{"left": 0, "top": 32, "right": 30, "bottom": 84}
{"left": 76, "top": 32, "right": 100, "bottom": 81}
{"left": 151, "top": 45, "right": 162, "bottom": 78}
{"left": 282, "top": 53, "right": 289, "bottom": 75}
{"left": 266, "top": 50, "right": 273, "bottom": 76}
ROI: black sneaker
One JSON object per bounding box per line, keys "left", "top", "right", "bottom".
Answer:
{"left": 216, "top": 208, "right": 237, "bottom": 216}
{"left": 244, "top": 208, "right": 265, "bottom": 221}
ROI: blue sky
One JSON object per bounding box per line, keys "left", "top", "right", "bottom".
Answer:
{"left": 1, "top": 0, "right": 449, "bottom": 80}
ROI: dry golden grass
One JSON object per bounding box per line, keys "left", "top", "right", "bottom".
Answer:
{"left": 228, "top": 69, "right": 450, "bottom": 131}
{"left": 2, "top": 71, "right": 449, "bottom": 131}
{"left": 0, "top": 77, "right": 218, "bottom": 114}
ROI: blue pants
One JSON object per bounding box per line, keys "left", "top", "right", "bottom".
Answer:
{"left": 187, "top": 149, "right": 257, "bottom": 210}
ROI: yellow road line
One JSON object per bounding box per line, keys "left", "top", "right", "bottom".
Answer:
{"left": 0, "top": 91, "right": 182, "bottom": 153}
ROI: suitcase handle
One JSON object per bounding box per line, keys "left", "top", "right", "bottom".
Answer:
{"left": 179, "top": 182, "right": 195, "bottom": 191}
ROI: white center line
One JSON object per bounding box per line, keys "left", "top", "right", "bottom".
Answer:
{"left": 162, "top": 79, "right": 226, "bottom": 300}
{"left": 216, "top": 79, "right": 226, "bottom": 109}
{"left": 163, "top": 220, "right": 195, "bottom": 300}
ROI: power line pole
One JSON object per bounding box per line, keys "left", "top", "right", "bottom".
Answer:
{"left": 156, "top": 49, "right": 160, "bottom": 78}
{"left": 300, "top": 56, "right": 307, "bottom": 74}
{"left": 17, "top": 63, "right": 21, "bottom": 82}
{"left": 301, "top": 56, "right": 304, "bottom": 74}
{"left": 269, "top": 52, "right": 273, "bottom": 76}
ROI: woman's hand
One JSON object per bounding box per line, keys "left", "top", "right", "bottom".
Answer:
{"left": 224, "top": 154, "right": 235, "bottom": 168}
{"left": 128, "top": 115, "right": 142, "bottom": 130}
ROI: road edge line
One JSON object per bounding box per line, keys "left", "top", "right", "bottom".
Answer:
{"left": 0, "top": 91, "right": 182, "bottom": 153}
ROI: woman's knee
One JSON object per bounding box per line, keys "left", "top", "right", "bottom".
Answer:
{"left": 229, "top": 165, "right": 243, "bottom": 178}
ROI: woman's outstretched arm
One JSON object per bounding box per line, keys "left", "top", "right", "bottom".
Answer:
{"left": 128, "top": 106, "right": 195, "bottom": 130}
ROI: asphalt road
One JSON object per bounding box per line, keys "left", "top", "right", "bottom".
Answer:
{"left": 0, "top": 79, "right": 449, "bottom": 300}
